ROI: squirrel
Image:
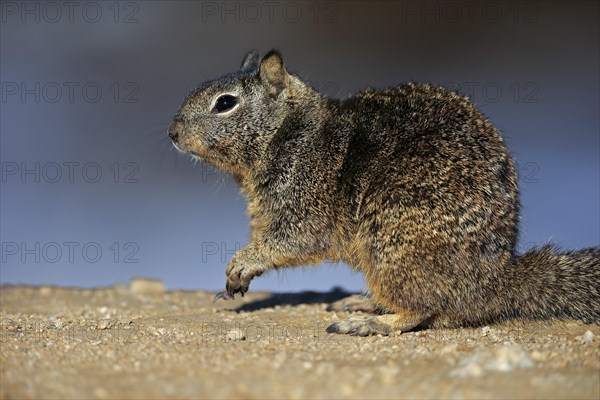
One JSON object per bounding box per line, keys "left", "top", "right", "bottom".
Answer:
{"left": 168, "top": 50, "right": 599, "bottom": 336}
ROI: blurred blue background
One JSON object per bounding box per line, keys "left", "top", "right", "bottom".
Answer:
{"left": 1, "top": 1, "right": 598, "bottom": 292}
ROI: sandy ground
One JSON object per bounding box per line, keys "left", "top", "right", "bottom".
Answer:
{"left": 1, "top": 281, "right": 599, "bottom": 400}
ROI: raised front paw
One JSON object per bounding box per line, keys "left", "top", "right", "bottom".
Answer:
{"left": 224, "top": 252, "right": 266, "bottom": 299}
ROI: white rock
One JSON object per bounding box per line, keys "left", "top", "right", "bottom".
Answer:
{"left": 48, "top": 316, "right": 63, "bottom": 329}
{"left": 575, "top": 330, "right": 594, "bottom": 344}
{"left": 129, "top": 278, "right": 165, "bottom": 294}
{"left": 450, "top": 353, "right": 486, "bottom": 378}
{"left": 530, "top": 350, "right": 547, "bottom": 361}
{"left": 97, "top": 320, "right": 111, "bottom": 330}
{"left": 486, "top": 344, "right": 533, "bottom": 372}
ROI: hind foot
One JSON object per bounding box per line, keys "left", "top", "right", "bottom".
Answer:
{"left": 326, "top": 316, "right": 392, "bottom": 336}
{"left": 326, "top": 310, "right": 431, "bottom": 336}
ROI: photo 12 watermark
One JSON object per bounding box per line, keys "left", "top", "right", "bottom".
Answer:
{"left": 0, "top": 320, "right": 141, "bottom": 345}
{"left": 397, "top": 1, "right": 539, "bottom": 24}
{"left": 197, "top": 321, "right": 340, "bottom": 343}
{"left": 515, "top": 161, "right": 540, "bottom": 184}
{"left": 0, "top": 318, "right": 554, "bottom": 348}
{"left": 1, "top": 241, "right": 140, "bottom": 264}
{"left": 1, "top": 81, "right": 140, "bottom": 104}
{"left": 1, "top": 1, "right": 140, "bottom": 24}
{"left": 199, "top": 1, "right": 340, "bottom": 24}
{"left": 1, "top": 161, "right": 140, "bottom": 184}
{"left": 201, "top": 241, "right": 243, "bottom": 264}
{"left": 444, "top": 81, "right": 540, "bottom": 104}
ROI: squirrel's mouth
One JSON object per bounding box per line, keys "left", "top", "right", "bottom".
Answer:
{"left": 171, "top": 141, "right": 187, "bottom": 154}
{"left": 171, "top": 139, "right": 208, "bottom": 165}
{"left": 189, "top": 150, "right": 204, "bottom": 163}
{"left": 172, "top": 143, "right": 205, "bottom": 166}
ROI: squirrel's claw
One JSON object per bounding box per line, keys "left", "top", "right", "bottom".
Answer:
{"left": 212, "top": 291, "right": 234, "bottom": 303}
{"left": 214, "top": 281, "right": 249, "bottom": 302}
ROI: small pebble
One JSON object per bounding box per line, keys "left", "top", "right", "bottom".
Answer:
{"left": 129, "top": 278, "right": 165, "bottom": 294}
{"left": 450, "top": 353, "right": 486, "bottom": 378}
{"left": 486, "top": 344, "right": 533, "bottom": 372}
{"left": 575, "top": 330, "right": 594, "bottom": 344}
{"left": 451, "top": 344, "right": 533, "bottom": 377}
{"left": 97, "top": 320, "right": 111, "bottom": 330}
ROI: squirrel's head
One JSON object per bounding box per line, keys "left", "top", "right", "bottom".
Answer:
{"left": 169, "top": 50, "right": 318, "bottom": 179}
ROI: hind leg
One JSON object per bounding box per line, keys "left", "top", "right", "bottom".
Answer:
{"left": 326, "top": 293, "right": 391, "bottom": 313}
{"left": 327, "top": 202, "right": 458, "bottom": 335}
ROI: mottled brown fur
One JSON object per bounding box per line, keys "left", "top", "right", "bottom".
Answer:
{"left": 169, "top": 50, "right": 599, "bottom": 335}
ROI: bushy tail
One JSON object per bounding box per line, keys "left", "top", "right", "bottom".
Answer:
{"left": 506, "top": 245, "right": 599, "bottom": 323}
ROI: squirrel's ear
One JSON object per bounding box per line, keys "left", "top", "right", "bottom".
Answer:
{"left": 259, "top": 50, "right": 289, "bottom": 97}
{"left": 240, "top": 50, "right": 259, "bottom": 71}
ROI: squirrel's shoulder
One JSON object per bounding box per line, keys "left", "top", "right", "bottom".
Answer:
{"left": 328, "top": 82, "right": 484, "bottom": 135}
{"left": 338, "top": 82, "right": 471, "bottom": 109}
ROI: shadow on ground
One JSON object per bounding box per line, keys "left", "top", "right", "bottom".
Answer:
{"left": 234, "top": 287, "right": 356, "bottom": 312}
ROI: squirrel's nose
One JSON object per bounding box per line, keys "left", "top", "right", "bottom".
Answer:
{"left": 168, "top": 121, "right": 179, "bottom": 142}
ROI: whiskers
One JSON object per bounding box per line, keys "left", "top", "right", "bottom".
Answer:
{"left": 141, "top": 121, "right": 230, "bottom": 189}
{"left": 141, "top": 122, "right": 179, "bottom": 168}
{"left": 142, "top": 124, "right": 170, "bottom": 140}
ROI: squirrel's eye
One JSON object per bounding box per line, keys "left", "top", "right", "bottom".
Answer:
{"left": 213, "top": 94, "right": 238, "bottom": 113}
